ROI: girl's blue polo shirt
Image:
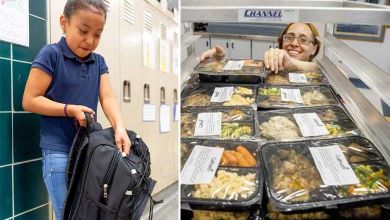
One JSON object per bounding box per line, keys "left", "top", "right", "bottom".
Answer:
{"left": 31, "top": 37, "right": 108, "bottom": 152}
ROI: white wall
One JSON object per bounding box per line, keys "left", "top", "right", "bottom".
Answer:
{"left": 340, "top": 28, "right": 390, "bottom": 73}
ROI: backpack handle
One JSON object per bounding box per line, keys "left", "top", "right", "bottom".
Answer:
{"left": 84, "top": 112, "right": 93, "bottom": 137}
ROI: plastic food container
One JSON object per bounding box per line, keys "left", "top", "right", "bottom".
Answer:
{"left": 257, "top": 106, "right": 360, "bottom": 141}
{"left": 194, "top": 57, "right": 228, "bottom": 83}
{"left": 181, "top": 107, "right": 257, "bottom": 140}
{"left": 266, "top": 201, "right": 388, "bottom": 220}
{"left": 181, "top": 205, "right": 264, "bottom": 220}
{"left": 180, "top": 139, "right": 260, "bottom": 169}
{"left": 260, "top": 136, "right": 390, "bottom": 212}
{"left": 264, "top": 70, "right": 328, "bottom": 86}
{"left": 194, "top": 58, "right": 264, "bottom": 84}
{"left": 257, "top": 85, "right": 338, "bottom": 109}
{"left": 182, "top": 84, "right": 257, "bottom": 108}
{"left": 181, "top": 167, "right": 263, "bottom": 210}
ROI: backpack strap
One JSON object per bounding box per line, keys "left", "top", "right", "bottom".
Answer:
{"left": 148, "top": 193, "right": 164, "bottom": 220}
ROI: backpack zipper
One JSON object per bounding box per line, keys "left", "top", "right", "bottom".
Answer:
{"left": 102, "top": 149, "right": 122, "bottom": 200}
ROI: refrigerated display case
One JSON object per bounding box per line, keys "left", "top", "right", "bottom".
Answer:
{"left": 180, "top": 1, "right": 390, "bottom": 219}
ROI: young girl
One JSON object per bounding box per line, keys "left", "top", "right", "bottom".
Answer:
{"left": 22, "top": 0, "right": 131, "bottom": 218}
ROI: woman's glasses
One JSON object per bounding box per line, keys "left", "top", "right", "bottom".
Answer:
{"left": 283, "top": 33, "right": 314, "bottom": 45}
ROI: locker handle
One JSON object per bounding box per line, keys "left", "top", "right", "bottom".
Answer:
{"left": 160, "top": 87, "right": 166, "bottom": 104}
{"left": 226, "top": 42, "right": 229, "bottom": 48}
{"left": 231, "top": 42, "right": 234, "bottom": 49}
{"left": 173, "top": 89, "right": 178, "bottom": 104}
{"left": 144, "top": 84, "right": 150, "bottom": 103}
{"left": 206, "top": 40, "right": 209, "bottom": 47}
{"left": 123, "top": 81, "right": 131, "bottom": 102}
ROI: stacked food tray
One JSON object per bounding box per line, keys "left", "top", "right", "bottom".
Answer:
{"left": 181, "top": 139, "right": 263, "bottom": 210}
{"left": 181, "top": 106, "right": 258, "bottom": 140}
{"left": 181, "top": 84, "right": 257, "bottom": 108}
{"left": 257, "top": 85, "right": 338, "bottom": 109}
{"left": 257, "top": 105, "right": 360, "bottom": 141}
{"left": 261, "top": 136, "right": 390, "bottom": 219}
{"left": 264, "top": 70, "right": 329, "bottom": 86}
{"left": 194, "top": 57, "right": 264, "bottom": 84}
{"left": 181, "top": 59, "right": 390, "bottom": 219}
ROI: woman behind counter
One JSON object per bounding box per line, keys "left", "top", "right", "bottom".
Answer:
{"left": 200, "top": 22, "right": 321, "bottom": 73}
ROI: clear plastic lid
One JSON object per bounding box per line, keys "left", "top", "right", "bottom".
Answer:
{"left": 257, "top": 85, "right": 338, "bottom": 109}
{"left": 192, "top": 210, "right": 250, "bottom": 220}
{"left": 265, "top": 71, "right": 328, "bottom": 86}
{"left": 182, "top": 84, "right": 256, "bottom": 108}
{"left": 261, "top": 136, "right": 390, "bottom": 212}
{"left": 194, "top": 57, "right": 228, "bottom": 73}
{"left": 194, "top": 57, "right": 264, "bottom": 75}
{"left": 181, "top": 167, "right": 262, "bottom": 208}
{"left": 181, "top": 107, "right": 257, "bottom": 140}
{"left": 257, "top": 106, "right": 360, "bottom": 141}
{"left": 181, "top": 139, "right": 260, "bottom": 169}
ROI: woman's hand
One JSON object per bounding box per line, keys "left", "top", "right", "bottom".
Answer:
{"left": 114, "top": 128, "right": 131, "bottom": 155}
{"left": 67, "top": 105, "right": 95, "bottom": 127}
{"left": 200, "top": 45, "right": 225, "bottom": 61}
{"left": 264, "top": 48, "right": 295, "bottom": 73}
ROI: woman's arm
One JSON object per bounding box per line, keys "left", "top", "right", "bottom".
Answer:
{"left": 99, "top": 74, "right": 131, "bottom": 154}
{"left": 22, "top": 67, "right": 94, "bottom": 126}
{"left": 289, "top": 59, "right": 319, "bottom": 72}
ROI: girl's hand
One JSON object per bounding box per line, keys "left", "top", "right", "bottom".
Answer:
{"left": 67, "top": 104, "right": 95, "bottom": 127}
{"left": 264, "top": 48, "right": 295, "bottom": 73}
{"left": 200, "top": 45, "right": 225, "bottom": 61}
{"left": 114, "top": 128, "right": 131, "bottom": 155}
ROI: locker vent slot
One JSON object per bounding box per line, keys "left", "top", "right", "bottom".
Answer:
{"left": 160, "top": 24, "right": 167, "bottom": 40}
{"left": 103, "top": 0, "right": 110, "bottom": 12}
{"left": 161, "top": 159, "right": 170, "bottom": 177}
{"left": 123, "top": 0, "right": 135, "bottom": 24}
{"left": 143, "top": 11, "right": 153, "bottom": 32}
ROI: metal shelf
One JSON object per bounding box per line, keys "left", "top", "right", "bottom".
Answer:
{"left": 182, "top": 0, "right": 390, "bottom": 24}
{"left": 323, "top": 32, "right": 390, "bottom": 108}
{"left": 319, "top": 58, "right": 390, "bottom": 164}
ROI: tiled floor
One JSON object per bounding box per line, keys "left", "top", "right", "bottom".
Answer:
{"left": 141, "top": 182, "right": 179, "bottom": 220}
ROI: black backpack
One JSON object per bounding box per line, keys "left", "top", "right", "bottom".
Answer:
{"left": 63, "top": 114, "right": 157, "bottom": 220}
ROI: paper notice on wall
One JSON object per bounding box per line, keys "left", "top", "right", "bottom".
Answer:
{"left": 143, "top": 31, "right": 155, "bottom": 68}
{"left": 310, "top": 145, "right": 359, "bottom": 186}
{"left": 160, "top": 39, "right": 169, "bottom": 73}
{"left": 0, "top": 0, "right": 29, "bottom": 47}
{"left": 181, "top": 145, "right": 224, "bottom": 184}
{"left": 211, "top": 87, "right": 234, "bottom": 102}
{"left": 159, "top": 105, "right": 170, "bottom": 132}
{"left": 294, "top": 113, "right": 329, "bottom": 137}
{"left": 143, "top": 104, "right": 156, "bottom": 121}
{"left": 223, "top": 60, "right": 245, "bottom": 71}
{"left": 194, "top": 112, "right": 221, "bottom": 136}
{"left": 289, "top": 73, "right": 308, "bottom": 83}
{"left": 280, "top": 88, "right": 303, "bottom": 103}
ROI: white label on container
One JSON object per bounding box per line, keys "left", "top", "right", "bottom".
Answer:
{"left": 238, "top": 9, "right": 299, "bottom": 23}
{"left": 223, "top": 60, "right": 245, "bottom": 71}
{"left": 310, "top": 145, "right": 359, "bottom": 186}
{"left": 211, "top": 87, "right": 234, "bottom": 102}
{"left": 280, "top": 88, "right": 303, "bottom": 103}
{"left": 181, "top": 145, "right": 224, "bottom": 184}
{"left": 194, "top": 112, "right": 221, "bottom": 136}
{"left": 294, "top": 113, "right": 329, "bottom": 137}
{"left": 289, "top": 73, "right": 308, "bottom": 83}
